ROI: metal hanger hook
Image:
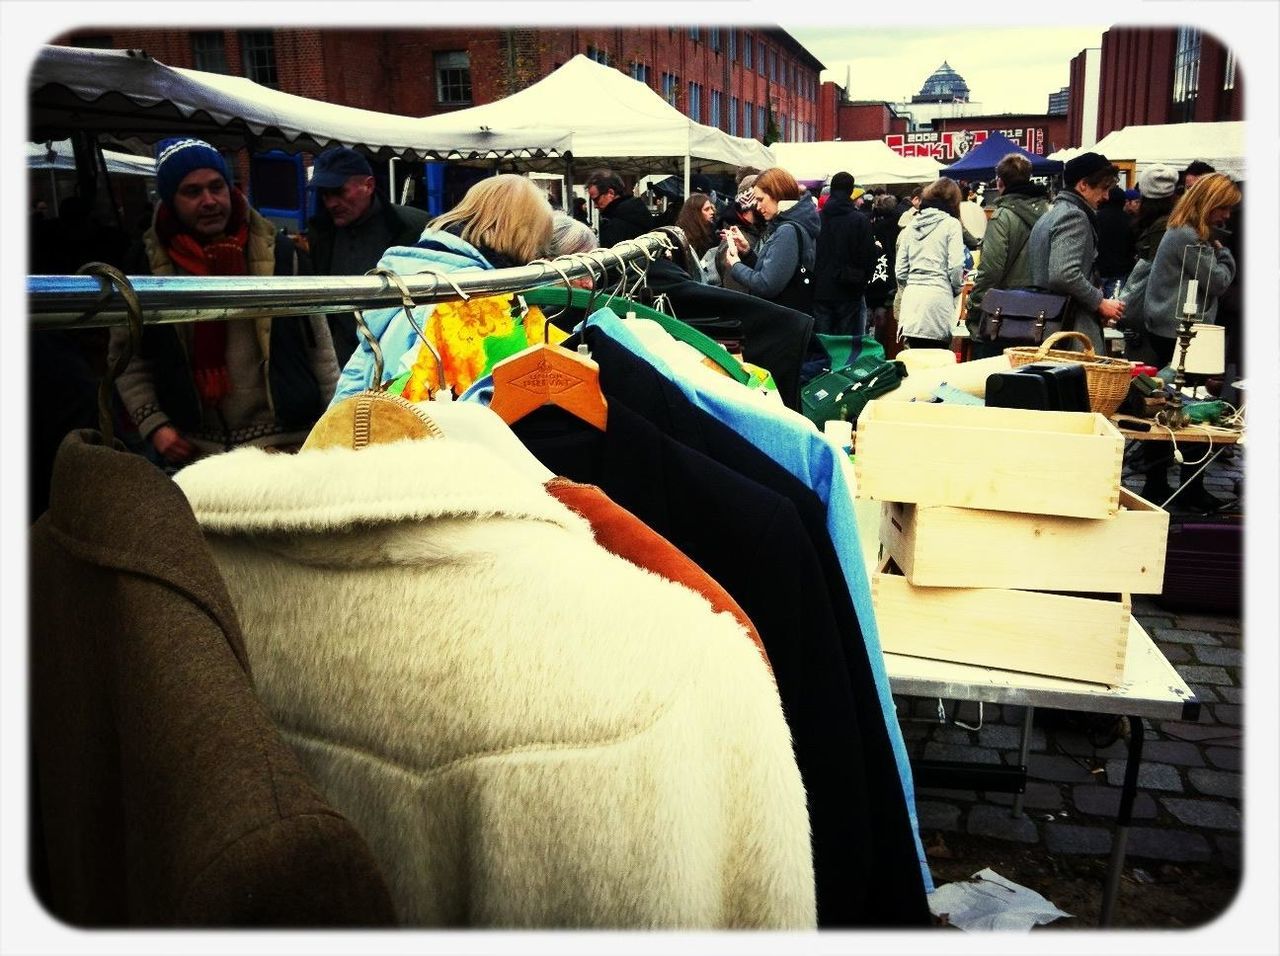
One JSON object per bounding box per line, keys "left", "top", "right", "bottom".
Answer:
{"left": 368, "top": 266, "right": 446, "bottom": 394}
{"left": 539, "top": 258, "right": 578, "bottom": 343}
{"left": 77, "top": 262, "right": 143, "bottom": 445}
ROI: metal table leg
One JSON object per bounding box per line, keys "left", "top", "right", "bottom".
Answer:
{"left": 1011, "top": 705, "right": 1035, "bottom": 818}
{"left": 1100, "top": 715, "right": 1145, "bottom": 926}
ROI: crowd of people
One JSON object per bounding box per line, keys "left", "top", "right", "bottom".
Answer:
{"left": 30, "top": 135, "right": 1244, "bottom": 515}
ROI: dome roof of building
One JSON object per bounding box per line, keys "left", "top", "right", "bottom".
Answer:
{"left": 912, "top": 61, "right": 971, "bottom": 103}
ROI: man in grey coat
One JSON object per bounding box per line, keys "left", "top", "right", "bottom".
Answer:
{"left": 1027, "top": 151, "right": 1126, "bottom": 353}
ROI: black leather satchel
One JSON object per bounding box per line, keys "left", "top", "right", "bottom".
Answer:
{"left": 977, "top": 288, "right": 1074, "bottom": 346}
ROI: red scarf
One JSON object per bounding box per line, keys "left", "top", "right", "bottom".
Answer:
{"left": 155, "top": 189, "right": 251, "bottom": 405}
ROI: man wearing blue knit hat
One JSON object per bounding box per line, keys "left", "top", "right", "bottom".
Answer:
{"left": 107, "top": 137, "right": 339, "bottom": 467}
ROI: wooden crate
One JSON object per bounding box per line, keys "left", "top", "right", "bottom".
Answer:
{"left": 880, "top": 489, "right": 1169, "bottom": 594}
{"left": 855, "top": 401, "right": 1123, "bottom": 519}
{"left": 872, "top": 559, "right": 1131, "bottom": 686}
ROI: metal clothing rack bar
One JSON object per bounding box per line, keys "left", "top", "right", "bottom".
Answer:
{"left": 27, "top": 232, "right": 675, "bottom": 331}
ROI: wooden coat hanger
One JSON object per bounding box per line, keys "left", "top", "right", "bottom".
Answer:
{"left": 489, "top": 258, "right": 608, "bottom": 432}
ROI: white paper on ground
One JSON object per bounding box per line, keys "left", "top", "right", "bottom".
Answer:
{"left": 927, "top": 867, "right": 1073, "bottom": 931}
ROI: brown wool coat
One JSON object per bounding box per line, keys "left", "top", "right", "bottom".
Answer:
{"left": 29, "top": 430, "right": 395, "bottom": 927}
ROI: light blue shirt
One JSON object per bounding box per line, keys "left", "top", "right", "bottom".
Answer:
{"left": 462, "top": 306, "right": 931, "bottom": 891}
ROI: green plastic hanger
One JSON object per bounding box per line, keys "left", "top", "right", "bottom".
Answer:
{"left": 520, "top": 284, "right": 751, "bottom": 385}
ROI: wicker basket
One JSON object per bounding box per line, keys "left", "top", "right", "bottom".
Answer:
{"left": 1004, "top": 330, "right": 1133, "bottom": 417}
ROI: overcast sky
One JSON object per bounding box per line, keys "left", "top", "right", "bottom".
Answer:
{"left": 785, "top": 26, "right": 1107, "bottom": 115}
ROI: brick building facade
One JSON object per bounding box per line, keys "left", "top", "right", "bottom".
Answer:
{"left": 54, "top": 26, "right": 824, "bottom": 146}
{"left": 1068, "top": 25, "right": 1243, "bottom": 146}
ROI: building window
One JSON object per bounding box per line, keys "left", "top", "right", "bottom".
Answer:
{"left": 728, "top": 30, "right": 736, "bottom": 62}
{"left": 729, "top": 95, "right": 739, "bottom": 135}
{"left": 769, "top": 48, "right": 777, "bottom": 83}
{"left": 710, "top": 28, "right": 721, "bottom": 53}
{"left": 742, "top": 100, "right": 752, "bottom": 138}
{"left": 1223, "top": 49, "right": 1236, "bottom": 91}
{"left": 586, "top": 45, "right": 610, "bottom": 66}
{"left": 743, "top": 33, "right": 753, "bottom": 70}
{"left": 630, "top": 61, "right": 651, "bottom": 86}
{"left": 191, "top": 31, "right": 228, "bottom": 74}
{"left": 710, "top": 89, "right": 722, "bottom": 129}
{"left": 434, "top": 50, "right": 472, "bottom": 105}
{"left": 1171, "top": 26, "right": 1201, "bottom": 123}
{"left": 757, "top": 105, "right": 765, "bottom": 137}
{"left": 688, "top": 82, "right": 702, "bottom": 122}
{"left": 757, "top": 42, "right": 766, "bottom": 76}
{"left": 238, "top": 30, "right": 278, "bottom": 87}
{"left": 689, "top": 26, "right": 700, "bottom": 42}
{"left": 781, "top": 116, "right": 788, "bottom": 140}
{"left": 662, "top": 72, "right": 679, "bottom": 107}
{"left": 68, "top": 34, "right": 112, "bottom": 48}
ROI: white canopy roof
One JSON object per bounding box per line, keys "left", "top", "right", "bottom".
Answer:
{"left": 768, "top": 140, "right": 943, "bottom": 186}
{"left": 415, "top": 55, "right": 776, "bottom": 176}
{"left": 28, "top": 45, "right": 572, "bottom": 162}
{"left": 1050, "top": 122, "right": 1246, "bottom": 181}
{"left": 28, "top": 139, "right": 155, "bottom": 178}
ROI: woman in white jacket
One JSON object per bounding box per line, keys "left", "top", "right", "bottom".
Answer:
{"left": 894, "top": 178, "right": 966, "bottom": 350}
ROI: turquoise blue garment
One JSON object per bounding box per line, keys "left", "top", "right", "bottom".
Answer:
{"left": 462, "top": 307, "right": 932, "bottom": 892}
{"left": 330, "top": 230, "right": 494, "bottom": 407}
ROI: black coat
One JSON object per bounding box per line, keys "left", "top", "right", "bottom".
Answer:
{"left": 642, "top": 257, "right": 814, "bottom": 412}
{"left": 598, "top": 194, "right": 655, "bottom": 247}
{"left": 1095, "top": 200, "right": 1136, "bottom": 278}
{"left": 511, "top": 327, "right": 932, "bottom": 927}
{"left": 813, "top": 193, "right": 878, "bottom": 304}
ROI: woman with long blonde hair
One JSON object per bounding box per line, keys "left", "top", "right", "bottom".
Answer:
{"left": 1137, "top": 171, "right": 1241, "bottom": 508}
{"left": 1143, "top": 172, "right": 1240, "bottom": 358}
{"left": 330, "top": 174, "right": 554, "bottom": 404}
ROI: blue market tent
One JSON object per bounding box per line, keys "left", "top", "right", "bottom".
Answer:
{"left": 939, "top": 131, "right": 1062, "bottom": 181}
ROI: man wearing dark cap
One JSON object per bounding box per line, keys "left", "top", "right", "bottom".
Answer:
{"left": 812, "top": 171, "right": 877, "bottom": 336}
{"left": 306, "top": 146, "right": 430, "bottom": 365}
{"left": 1026, "top": 151, "right": 1125, "bottom": 353}
{"left": 1182, "top": 160, "right": 1216, "bottom": 192}
{"left": 109, "top": 137, "right": 338, "bottom": 466}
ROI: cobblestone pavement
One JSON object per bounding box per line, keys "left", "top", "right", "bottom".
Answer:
{"left": 899, "top": 438, "right": 1246, "bottom": 919}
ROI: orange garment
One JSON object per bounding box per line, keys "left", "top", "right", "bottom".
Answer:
{"left": 545, "top": 478, "right": 771, "bottom": 673}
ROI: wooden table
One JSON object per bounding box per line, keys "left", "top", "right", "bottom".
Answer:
{"left": 1111, "top": 416, "right": 1243, "bottom": 509}
{"left": 848, "top": 491, "right": 1199, "bottom": 925}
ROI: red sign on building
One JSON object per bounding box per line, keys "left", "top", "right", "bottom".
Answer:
{"left": 886, "top": 127, "right": 1047, "bottom": 160}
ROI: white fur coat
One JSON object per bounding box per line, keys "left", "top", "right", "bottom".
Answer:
{"left": 174, "top": 436, "right": 816, "bottom": 928}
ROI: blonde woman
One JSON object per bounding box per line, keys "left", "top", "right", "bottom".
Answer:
{"left": 331, "top": 174, "right": 554, "bottom": 404}
{"left": 1143, "top": 172, "right": 1241, "bottom": 366}
{"left": 1136, "top": 172, "right": 1241, "bottom": 508}
{"left": 893, "top": 178, "right": 965, "bottom": 350}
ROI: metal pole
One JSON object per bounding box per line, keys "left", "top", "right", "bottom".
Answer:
{"left": 1011, "top": 705, "right": 1035, "bottom": 818}
{"left": 1100, "top": 715, "right": 1145, "bottom": 927}
{"left": 28, "top": 231, "right": 672, "bottom": 331}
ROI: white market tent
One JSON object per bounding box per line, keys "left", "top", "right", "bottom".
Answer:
{"left": 413, "top": 55, "right": 777, "bottom": 191}
{"left": 28, "top": 139, "right": 155, "bottom": 178}
{"left": 28, "top": 45, "right": 572, "bottom": 162}
{"left": 768, "top": 140, "right": 944, "bottom": 186}
{"left": 1048, "top": 122, "right": 1246, "bottom": 181}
